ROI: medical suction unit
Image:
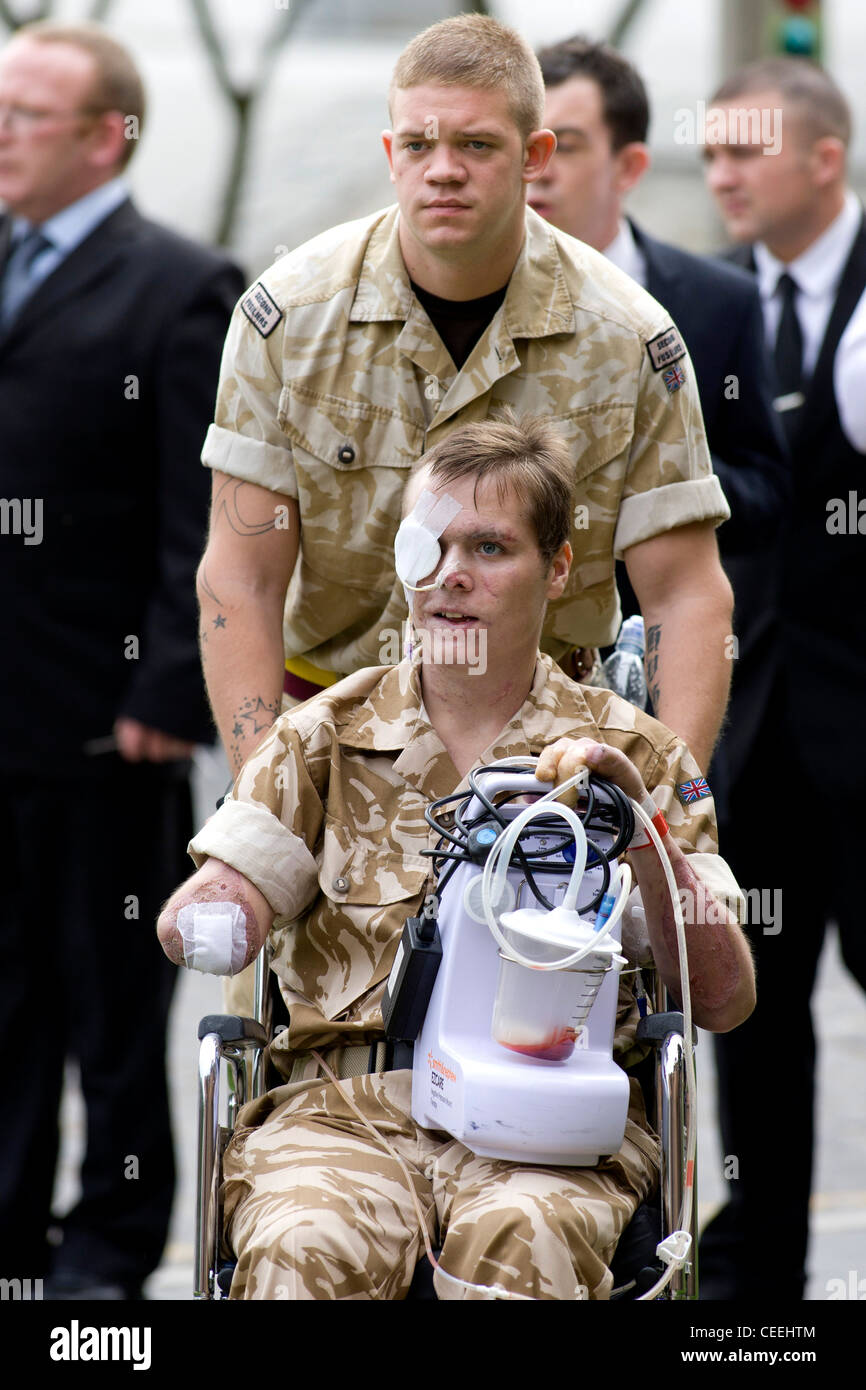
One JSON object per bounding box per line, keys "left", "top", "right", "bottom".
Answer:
{"left": 381, "top": 756, "right": 697, "bottom": 1298}
{"left": 384, "top": 759, "right": 639, "bottom": 1164}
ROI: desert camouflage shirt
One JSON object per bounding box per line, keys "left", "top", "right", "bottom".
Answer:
{"left": 189, "top": 654, "right": 742, "bottom": 1064}
{"left": 202, "top": 205, "right": 729, "bottom": 673}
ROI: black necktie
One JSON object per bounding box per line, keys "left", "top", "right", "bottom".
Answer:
{"left": 773, "top": 272, "right": 804, "bottom": 438}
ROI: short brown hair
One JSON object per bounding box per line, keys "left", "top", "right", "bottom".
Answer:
{"left": 537, "top": 35, "right": 650, "bottom": 149}
{"left": 710, "top": 57, "right": 850, "bottom": 148}
{"left": 421, "top": 411, "right": 574, "bottom": 565}
{"left": 17, "top": 20, "right": 146, "bottom": 168}
{"left": 390, "top": 14, "right": 544, "bottom": 141}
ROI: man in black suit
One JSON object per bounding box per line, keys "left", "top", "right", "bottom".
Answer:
{"left": 0, "top": 22, "right": 243, "bottom": 1296}
{"left": 531, "top": 38, "right": 795, "bottom": 1299}
{"left": 533, "top": 38, "right": 789, "bottom": 662}
{"left": 698, "top": 58, "right": 866, "bottom": 1301}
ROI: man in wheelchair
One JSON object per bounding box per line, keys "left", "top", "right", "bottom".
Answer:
{"left": 158, "top": 413, "right": 755, "bottom": 1300}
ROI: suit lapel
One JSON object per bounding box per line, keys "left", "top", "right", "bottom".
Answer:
{"left": 629, "top": 219, "right": 680, "bottom": 310}
{"left": 0, "top": 199, "right": 139, "bottom": 352}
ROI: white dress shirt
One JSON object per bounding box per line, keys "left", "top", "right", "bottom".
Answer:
{"left": 602, "top": 218, "right": 648, "bottom": 289}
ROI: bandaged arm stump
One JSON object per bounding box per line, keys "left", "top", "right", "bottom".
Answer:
{"left": 157, "top": 858, "right": 274, "bottom": 976}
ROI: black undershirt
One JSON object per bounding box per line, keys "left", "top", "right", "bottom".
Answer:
{"left": 411, "top": 279, "right": 508, "bottom": 370}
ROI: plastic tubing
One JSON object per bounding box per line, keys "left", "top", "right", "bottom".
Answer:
{"left": 628, "top": 796, "right": 697, "bottom": 1302}
{"left": 480, "top": 785, "right": 632, "bottom": 972}
{"left": 476, "top": 758, "right": 696, "bottom": 1300}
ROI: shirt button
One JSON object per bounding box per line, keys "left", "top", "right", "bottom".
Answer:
{"left": 333, "top": 876, "right": 350, "bottom": 893}
{"left": 337, "top": 444, "right": 355, "bottom": 463}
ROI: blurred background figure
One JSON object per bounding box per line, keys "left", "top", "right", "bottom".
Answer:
{"left": 0, "top": 21, "right": 242, "bottom": 1298}
{"left": 700, "top": 55, "right": 866, "bottom": 1301}
{"left": 533, "top": 36, "right": 789, "bottom": 820}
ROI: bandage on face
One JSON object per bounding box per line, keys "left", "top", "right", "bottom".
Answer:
{"left": 394, "top": 488, "right": 462, "bottom": 592}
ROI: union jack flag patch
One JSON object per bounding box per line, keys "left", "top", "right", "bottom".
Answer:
{"left": 663, "top": 363, "right": 686, "bottom": 394}
{"left": 677, "top": 777, "right": 711, "bottom": 805}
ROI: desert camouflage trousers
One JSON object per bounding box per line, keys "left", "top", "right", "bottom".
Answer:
{"left": 222, "top": 1068, "right": 658, "bottom": 1300}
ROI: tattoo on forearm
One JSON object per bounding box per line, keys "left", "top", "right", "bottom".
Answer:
{"left": 228, "top": 693, "right": 280, "bottom": 770}
{"left": 645, "top": 623, "right": 661, "bottom": 709}
{"left": 201, "top": 480, "right": 284, "bottom": 620}
{"left": 198, "top": 613, "right": 227, "bottom": 651}
{"left": 213, "top": 477, "right": 280, "bottom": 537}
{"left": 198, "top": 556, "right": 222, "bottom": 606}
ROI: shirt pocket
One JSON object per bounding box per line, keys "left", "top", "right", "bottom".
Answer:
{"left": 278, "top": 383, "right": 425, "bottom": 592}
{"left": 317, "top": 816, "right": 430, "bottom": 914}
{"left": 547, "top": 403, "right": 635, "bottom": 489}
{"left": 276, "top": 818, "right": 431, "bottom": 1019}
{"left": 542, "top": 404, "right": 635, "bottom": 596}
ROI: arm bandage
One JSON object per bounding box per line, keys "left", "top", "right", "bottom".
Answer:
{"left": 176, "top": 901, "right": 248, "bottom": 975}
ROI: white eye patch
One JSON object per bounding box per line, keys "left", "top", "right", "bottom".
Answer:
{"left": 176, "top": 901, "right": 248, "bottom": 975}
{"left": 394, "top": 489, "right": 462, "bottom": 590}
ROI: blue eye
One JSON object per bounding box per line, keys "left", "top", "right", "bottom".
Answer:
{"left": 479, "top": 541, "right": 501, "bottom": 556}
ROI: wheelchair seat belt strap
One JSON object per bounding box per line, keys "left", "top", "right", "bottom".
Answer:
{"left": 288, "top": 1040, "right": 414, "bottom": 1084}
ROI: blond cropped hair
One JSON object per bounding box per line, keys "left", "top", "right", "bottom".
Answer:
{"left": 390, "top": 14, "right": 544, "bottom": 140}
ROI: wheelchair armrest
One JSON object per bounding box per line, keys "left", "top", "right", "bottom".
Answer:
{"left": 636, "top": 1011, "right": 689, "bottom": 1045}
{"left": 197, "top": 1014, "right": 269, "bottom": 1048}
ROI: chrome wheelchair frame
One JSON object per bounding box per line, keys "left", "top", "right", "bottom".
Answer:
{"left": 194, "top": 947, "right": 698, "bottom": 1301}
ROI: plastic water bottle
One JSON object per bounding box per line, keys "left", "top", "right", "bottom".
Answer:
{"left": 601, "top": 615, "right": 648, "bottom": 709}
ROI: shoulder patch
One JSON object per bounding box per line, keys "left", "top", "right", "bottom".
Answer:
{"left": 662, "top": 362, "right": 686, "bottom": 394}
{"left": 646, "top": 326, "right": 686, "bottom": 372}
{"left": 241, "top": 282, "right": 283, "bottom": 338}
{"left": 677, "top": 777, "right": 712, "bottom": 805}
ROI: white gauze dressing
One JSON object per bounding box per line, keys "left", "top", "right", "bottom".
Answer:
{"left": 176, "top": 901, "right": 248, "bottom": 975}
{"left": 394, "top": 489, "right": 463, "bottom": 608}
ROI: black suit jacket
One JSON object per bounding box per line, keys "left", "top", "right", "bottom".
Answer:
{"left": 719, "top": 224, "right": 866, "bottom": 791}
{"left": 0, "top": 198, "right": 244, "bottom": 774}
{"left": 611, "top": 224, "right": 789, "bottom": 796}
{"left": 630, "top": 220, "right": 789, "bottom": 556}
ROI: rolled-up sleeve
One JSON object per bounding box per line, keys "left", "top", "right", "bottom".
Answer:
{"left": 189, "top": 799, "right": 318, "bottom": 918}
{"left": 614, "top": 475, "right": 730, "bottom": 557}
{"left": 201, "top": 285, "right": 298, "bottom": 499}
{"left": 187, "top": 715, "right": 324, "bottom": 916}
{"left": 614, "top": 341, "right": 730, "bottom": 559}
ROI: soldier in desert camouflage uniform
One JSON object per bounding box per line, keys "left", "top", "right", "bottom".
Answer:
{"left": 198, "top": 12, "right": 734, "bottom": 790}
{"left": 160, "top": 415, "right": 754, "bottom": 1300}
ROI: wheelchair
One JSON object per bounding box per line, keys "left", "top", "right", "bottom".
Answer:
{"left": 194, "top": 765, "right": 699, "bottom": 1302}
